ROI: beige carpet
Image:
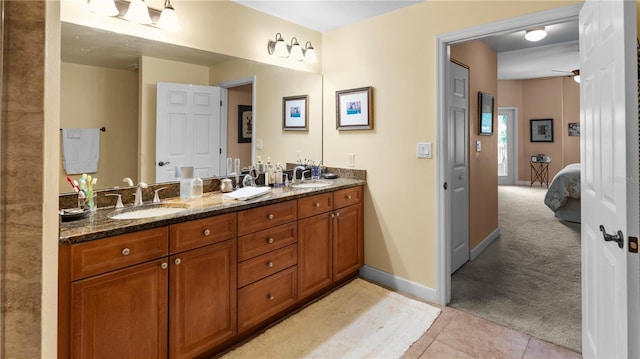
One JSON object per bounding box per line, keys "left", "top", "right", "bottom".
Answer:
{"left": 222, "top": 279, "right": 441, "bottom": 359}
{"left": 450, "top": 185, "right": 581, "bottom": 353}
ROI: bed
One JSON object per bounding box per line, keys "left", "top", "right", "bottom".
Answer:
{"left": 544, "top": 163, "right": 581, "bottom": 223}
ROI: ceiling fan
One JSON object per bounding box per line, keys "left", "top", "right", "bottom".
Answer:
{"left": 552, "top": 69, "right": 581, "bottom": 83}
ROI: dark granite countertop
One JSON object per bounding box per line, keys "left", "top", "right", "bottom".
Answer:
{"left": 59, "top": 178, "right": 365, "bottom": 245}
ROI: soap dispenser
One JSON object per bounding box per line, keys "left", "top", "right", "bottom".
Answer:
{"left": 191, "top": 173, "right": 203, "bottom": 198}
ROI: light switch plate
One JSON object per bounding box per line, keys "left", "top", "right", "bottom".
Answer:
{"left": 417, "top": 142, "right": 432, "bottom": 159}
{"left": 255, "top": 139, "right": 263, "bottom": 150}
{"left": 476, "top": 140, "right": 481, "bottom": 152}
{"left": 348, "top": 153, "right": 355, "bottom": 167}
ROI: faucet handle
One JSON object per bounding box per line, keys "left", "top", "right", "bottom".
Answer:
{"left": 105, "top": 194, "right": 124, "bottom": 209}
{"left": 153, "top": 187, "right": 167, "bottom": 203}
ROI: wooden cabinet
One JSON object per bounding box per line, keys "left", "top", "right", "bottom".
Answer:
{"left": 169, "top": 239, "right": 236, "bottom": 359}
{"left": 298, "top": 187, "right": 364, "bottom": 299}
{"left": 66, "top": 228, "right": 170, "bottom": 359}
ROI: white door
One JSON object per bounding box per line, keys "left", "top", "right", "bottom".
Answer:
{"left": 156, "top": 82, "right": 222, "bottom": 183}
{"left": 497, "top": 108, "right": 516, "bottom": 185}
{"left": 580, "top": 1, "right": 640, "bottom": 358}
{"left": 450, "top": 61, "right": 470, "bottom": 273}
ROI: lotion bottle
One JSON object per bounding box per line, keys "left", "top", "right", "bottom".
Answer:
{"left": 191, "top": 173, "right": 203, "bottom": 198}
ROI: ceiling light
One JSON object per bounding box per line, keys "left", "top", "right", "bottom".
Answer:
{"left": 572, "top": 69, "right": 580, "bottom": 83}
{"left": 303, "top": 41, "right": 318, "bottom": 64}
{"left": 157, "top": 0, "right": 180, "bottom": 31}
{"left": 124, "top": 0, "right": 152, "bottom": 25}
{"left": 525, "top": 27, "right": 547, "bottom": 42}
{"left": 87, "top": 0, "right": 119, "bottom": 16}
{"left": 289, "top": 37, "right": 304, "bottom": 61}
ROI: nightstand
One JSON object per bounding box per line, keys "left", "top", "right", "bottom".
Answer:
{"left": 530, "top": 160, "right": 550, "bottom": 187}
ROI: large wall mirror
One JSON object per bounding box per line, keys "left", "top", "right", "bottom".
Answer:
{"left": 59, "top": 22, "right": 323, "bottom": 193}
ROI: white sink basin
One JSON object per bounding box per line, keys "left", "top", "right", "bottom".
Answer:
{"left": 291, "top": 181, "right": 332, "bottom": 189}
{"left": 110, "top": 206, "right": 188, "bottom": 220}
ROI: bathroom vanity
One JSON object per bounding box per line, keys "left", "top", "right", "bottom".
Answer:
{"left": 58, "top": 179, "right": 364, "bottom": 359}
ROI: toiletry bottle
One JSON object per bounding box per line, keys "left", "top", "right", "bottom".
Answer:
{"left": 191, "top": 173, "right": 203, "bottom": 198}
{"left": 180, "top": 166, "right": 194, "bottom": 201}
{"left": 275, "top": 163, "right": 283, "bottom": 188}
{"left": 256, "top": 156, "right": 265, "bottom": 174}
{"left": 266, "top": 157, "right": 273, "bottom": 184}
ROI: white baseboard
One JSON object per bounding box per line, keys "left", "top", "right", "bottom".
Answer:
{"left": 517, "top": 180, "right": 531, "bottom": 186}
{"left": 470, "top": 227, "right": 500, "bottom": 260}
{"left": 359, "top": 265, "right": 438, "bottom": 303}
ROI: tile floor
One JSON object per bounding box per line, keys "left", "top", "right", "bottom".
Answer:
{"left": 402, "top": 306, "right": 582, "bottom": 359}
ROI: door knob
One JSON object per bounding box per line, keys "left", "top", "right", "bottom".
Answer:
{"left": 158, "top": 161, "right": 170, "bottom": 166}
{"left": 599, "top": 225, "right": 624, "bottom": 249}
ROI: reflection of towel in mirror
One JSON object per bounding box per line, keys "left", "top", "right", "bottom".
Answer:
{"left": 62, "top": 128, "right": 100, "bottom": 174}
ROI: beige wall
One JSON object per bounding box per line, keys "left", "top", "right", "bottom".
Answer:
{"left": 322, "top": 1, "right": 581, "bottom": 287}
{"left": 59, "top": 63, "right": 138, "bottom": 192}
{"left": 498, "top": 77, "right": 580, "bottom": 182}
{"left": 450, "top": 40, "right": 499, "bottom": 250}
{"left": 227, "top": 84, "right": 253, "bottom": 167}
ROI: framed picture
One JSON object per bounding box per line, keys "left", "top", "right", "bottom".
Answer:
{"left": 283, "top": 95, "right": 308, "bottom": 131}
{"left": 336, "top": 86, "right": 373, "bottom": 130}
{"left": 478, "top": 91, "right": 494, "bottom": 135}
{"left": 238, "top": 105, "right": 252, "bottom": 143}
{"left": 530, "top": 119, "right": 554, "bottom": 142}
{"left": 568, "top": 122, "right": 580, "bottom": 136}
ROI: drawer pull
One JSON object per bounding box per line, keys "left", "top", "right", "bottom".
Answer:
{"left": 267, "top": 261, "right": 274, "bottom": 268}
{"left": 314, "top": 202, "right": 320, "bottom": 208}
{"left": 336, "top": 212, "right": 340, "bottom": 217}
{"left": 122, "top": 248, "right": 131, "bottom": 256}
{"left": 346, "top": 195, "right": 352, "bottom": 200}
{"left": 267, "top": 237, "right": 274, "bottom": 244}
{"left": 267, "top": 294, "right": 275, "bottom": 301}
{"left": 203, "top": 229, "right": 211, "bottom": 236}
{"left": 267, "top": 214, "right": 274, "bottom": 220}
{"left": 161, "top": 262, "right": 168, "bottom": 270}
{"left": 330, "top": 213, "right": 335, "bottom": 218}
{"left": 174, "top": 258, "right": 181, "bottom": 265}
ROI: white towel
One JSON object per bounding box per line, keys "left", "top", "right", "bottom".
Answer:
{"left": 62, "top": 128, "right": 100, "bottom": 174}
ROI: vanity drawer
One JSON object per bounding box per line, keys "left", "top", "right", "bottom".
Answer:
{"left": 297, "top": 193, "right": 332, "bottom": 219}
{"left": 169, "top": 213, "right": 236, "bottom": 254}
{"left": 237, "top": 266, "right": 297, "bottom": 333}
{"left": 71, "top": 227, "right": 169, "bottom": 280}
{"left": 333, "top": 186, "right": 363, "bottom": 209}
{"left": 237, "top": 200, "right": 297, "bottom": 236}
{"left": 238, "top": 244, "right": 297, "bottom": 288}
{"left": 238, "top": 222, "right": 297, "bottom": 261}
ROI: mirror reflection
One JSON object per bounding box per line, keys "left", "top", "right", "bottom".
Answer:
{"left": 59, "top": 22, "right": 323, "bottom": 193}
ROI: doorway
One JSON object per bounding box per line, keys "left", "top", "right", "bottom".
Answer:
{"left": 497, "top": 108, "right": 517, "bottom": 185}
{"left": 435, "top": 3, "right": 582, "bottom": 305}
{"left": 218, "top": 77, "right": 256, "bottom": 172}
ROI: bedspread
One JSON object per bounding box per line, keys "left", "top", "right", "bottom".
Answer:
{"left": 544, "top": 163, "right": 580, "bottom": 212}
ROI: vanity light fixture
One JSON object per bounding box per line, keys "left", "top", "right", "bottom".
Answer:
{"left": 525, "top": 27, "right": 547, "bottom": 42}
{"left": 157, "top": 0, "right": 181, "bottom": 31}
{"left": 124, "top": 0, "right": 152, "bottom": 24}
{"left": 572, "top": 69, "right": 580, "bottom": 83}
{"left": 268, "top": 33, "right": 318, "bottom": 64}
{"left": 87, "top": 0, "right": 119, "bottom": 16}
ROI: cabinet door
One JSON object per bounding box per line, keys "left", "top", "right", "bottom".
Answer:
{"left": 298, "top": 213, "right": 333, "bottom": 299}
{"left": 169, "top": 240, "right": 237, "bottom": 359}
{"left": 71, "top": 259, "right": 169, "bottom": 359}
{"left": 333, "top": 204, "right": 364, "bottom": 282}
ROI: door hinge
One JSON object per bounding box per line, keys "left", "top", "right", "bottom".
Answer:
{"left": 219, "top": 148, "right": 222, "bottom": 154}
{"left": 629, "top": 236, "right": 638, "bottom": 253}
{"left": 443, "top": 182, "right": 448, "bottom": 190}
{"left": 220, "top": 100, "right": 223, "bottom": 107}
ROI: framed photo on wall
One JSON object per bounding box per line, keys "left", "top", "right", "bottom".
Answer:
{"left": 336, "top": 86, "right": 373, "bottom": 130}
{"left": 568, "top": 122, "right": 580, "bottom": 136}
{"left": 478, "top": 91, "right": 494, "bottom": 135}
{"left": 283, "top": 95, "right": 309, "bottom": 130}
{"left": 238, "top": 105, "right": 252, "bottom": 143}
{"left": 530, "top": 119, "right": 554, "bottom": 142}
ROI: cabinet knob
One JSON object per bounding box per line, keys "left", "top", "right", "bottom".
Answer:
{"left": 267, "top": 214, "right": 274, "bottom": 220}
{"left": 267, "top": 237, "right": 274, "bottom": 244}
{"left": 122, "top": 248, "right": 131, "bottom": 256}
{"left": 267, "top": 294, "right": 275, "bottom": 301}
{"left": 330, "top": 213, "right": 335, "bottom": 218}
{"left": 161, "top": 262, "right": 168, "bottom": 270}
{"left": 346, "top": 195, "right": 352, "bottom": 200}
{"left": 314, "top": 202, "right": 320, "bottom": 208}
{"left": 203, "top": 229, "right": 211, "bottom": 236}
{"left": 336, "top": 212, "right": 340, "bottom": 217}
{"left": 267, "top": 261, "right": 274, "bottom": 268}
{"left": 174, "top": 258, "right": 181, "bottom": 265}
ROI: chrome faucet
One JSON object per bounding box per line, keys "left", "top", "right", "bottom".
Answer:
{"left": 292, "top": 166, "right": 306, "bottom": 184}
{"left": 134, "top": 182, "right": 148, "bottom": 206}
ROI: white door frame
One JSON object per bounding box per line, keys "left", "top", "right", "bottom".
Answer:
{"left": 218, "top": 76, "right": 257, "bottom": 172}
{"left": 497, "top": 107, "right": 518, "bottom": 185}
{"left": 436, "top": 4, "right": 583, "bottom": 305}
